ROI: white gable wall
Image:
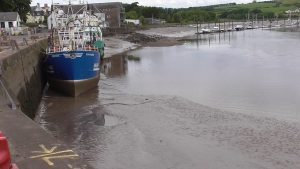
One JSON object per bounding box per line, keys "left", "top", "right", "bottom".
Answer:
{"left": 1, "top": 21, "right": 18, "bottom": 28}
{"left": 0, "top": 13, "right": 21, "bottom": 28}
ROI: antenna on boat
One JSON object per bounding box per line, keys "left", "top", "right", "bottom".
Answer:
{"left": 50, "top": 0, "right": 54, "bottom": 48}
{"left": 87, "top": 2, "right": 92, "bottom": 45}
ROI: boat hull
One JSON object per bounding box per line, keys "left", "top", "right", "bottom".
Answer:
{"left": 48, "top": 76, "right": 99, "bottom": 97}
{"left": 45, "top": 50, "right": 101, "bottom": 96}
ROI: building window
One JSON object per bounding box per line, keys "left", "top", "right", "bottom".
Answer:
{"left": 0, "top": 22, "right": 5, "bottom": 28}
{"left": 8, "top": 22, "right": 13, "bottom": 27}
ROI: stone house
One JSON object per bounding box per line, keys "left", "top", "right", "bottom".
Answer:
{"left": 91, "top": 2, "right": 125, "bottom": 28}
{"left": 27, "top": 3, "right": 51, "bottom": 23}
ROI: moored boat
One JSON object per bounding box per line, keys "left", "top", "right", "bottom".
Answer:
{"left": 201, "top": 28, "right": 212, "bottom": 34}
{"left": 234, "top": 25, "right": 244, "bottom": 31}
{"left": 45, "top": 3, "right": 105, "bottom": 96}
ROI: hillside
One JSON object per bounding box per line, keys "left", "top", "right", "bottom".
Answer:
{"left": 214, "top": 0, "right": 299, "bottom": 18}
{"left": 124, "top": 0, "right": 300, "bottom": 24}
{"left": 281, "top": 0, "right": 300, "bottom": 5}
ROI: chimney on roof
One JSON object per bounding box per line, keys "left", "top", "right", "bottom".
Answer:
{"left": 37, "top": 3, "right": 40, "bottom": 8}
{"left": 44, "top": 4, "right": 48, "bottom": 7}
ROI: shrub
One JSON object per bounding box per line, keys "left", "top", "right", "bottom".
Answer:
{"left": 25, "top": 23, "right": 39, "bottom": 28}
{"left": 127, "top": 55, "right": 141, "bottom": 61}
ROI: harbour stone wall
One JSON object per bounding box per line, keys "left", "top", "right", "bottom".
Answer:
{"left": 0, "top": 39, "right": 47, "bottom": 118}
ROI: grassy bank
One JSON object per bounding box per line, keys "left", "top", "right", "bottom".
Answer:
{"left": 124, "top": 0, "right": 299, "bottom": 25}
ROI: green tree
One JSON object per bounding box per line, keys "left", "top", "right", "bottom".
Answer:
{"left": 251, "top": 8, "right": 262, "bottom": 15}
{"left": 263, "top": 11, "right": 275, "bottom": 18}
{"left": 139, "top": 15, "right": 145, "bottom": 24}
{"left": 172, "top": 12, "right": 182, "bottom": 23}
{"left": 126, "top": 10, "right": 139, "bottom": 19}
{"left": 125, "top": 2, "right": 139, "bottom": 12}
{"left": 43, "top": 15, "right": 48, "bottom": 24}
{"left": 15, "top": 0, "right": 31, "bottom": 22}
{"left": 0, "top": 0, "right": 14, "bottom": 11}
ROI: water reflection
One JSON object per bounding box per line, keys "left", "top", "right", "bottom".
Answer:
{"left": 189, "top": 32, "right": 234, "bottom": 47}
{"left": 277, "top": 26, "right": 300, "bottom": 32}
{"left": 101, "top": 54, "right": 128, "bottom": 77}
{"left": 36, "top": 87, "right": 125, "bottom": 168}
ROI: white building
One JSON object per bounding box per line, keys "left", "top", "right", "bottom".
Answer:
{"left": 285, "top": 8, "right": 300, "bottom": 14}
{"left": 0, "top": 12, "right": 23, "bottom": 35}
{"left": 125, "top": 19, "right": 140, "bottom": 25}
{"left": 0, "top": 12, "right": 21, "bottom": 29}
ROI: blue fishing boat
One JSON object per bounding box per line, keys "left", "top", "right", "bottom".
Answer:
{"left": 45, "top": 3, "right": 105, "bottom": 96}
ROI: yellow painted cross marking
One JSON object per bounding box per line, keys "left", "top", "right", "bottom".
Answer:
{"left": 31, "top": 144, "right": 57, "bottom": 154}
{"left": 30, "top": 144, "right": 79, "bottom": 166}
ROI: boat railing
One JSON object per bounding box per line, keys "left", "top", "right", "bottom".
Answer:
{"left": 46, "top": 45, "right": 98, "bottom": 53}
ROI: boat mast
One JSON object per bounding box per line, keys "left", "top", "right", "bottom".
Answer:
{"left": 88, "top": 3, "right": 92, "bottom": 45}
{"left": 50, "top": 0, "right": 54, "bottom": 48}
{"left": 67, "top": 0, "right": 76, "bottom": 50}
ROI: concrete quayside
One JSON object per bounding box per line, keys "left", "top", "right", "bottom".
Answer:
{"left": 0, "top": 36, "right": 93, "bottom": 169}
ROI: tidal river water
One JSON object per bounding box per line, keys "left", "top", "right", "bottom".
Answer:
{"left": 36, "top": 28, "right": 300, "bottom": 169}
{"left": 106, "top": 28, "right": 300, "bottom": 119}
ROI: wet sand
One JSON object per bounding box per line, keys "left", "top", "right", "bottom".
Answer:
{"left": 103, "top": 36, "right": 140, "bottom": 58}
{"left": 103, "top": 27, "right": 193, "bottom": 56}
{"left": 98, "top": 80, "right": 300, "bottom": 169}
{"left": 37, "top": 77, "right": 300, "bottom": 169}
{"left": 137, "top": 26, "right": 196, "bottom": 38}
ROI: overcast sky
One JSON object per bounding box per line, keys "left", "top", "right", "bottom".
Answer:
{"left": 31, "top": 0, "right": 257, "bottom": 8}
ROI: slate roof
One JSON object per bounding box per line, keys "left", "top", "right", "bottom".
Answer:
{"left": 30, "top": 6, "right": 48, "bottom": 16}
{"left": 0, "top": 12, "right": 18, "bottom": 22}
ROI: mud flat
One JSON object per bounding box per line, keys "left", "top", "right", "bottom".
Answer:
{"left": 137, "top": 26, "right": 196, "bottom": 38}
{"left": 103, "top": 36, "right": 139, "bottom": 58}
{"left": 98, "top": 80, "right": 300, "bottom": 169}
{"left": 103, "top": 26, "right": 196, "bottom": 55}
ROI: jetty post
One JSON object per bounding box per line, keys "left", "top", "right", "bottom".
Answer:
{"left": 262, "top": 16, "right": 264, "bottom": 29}
{"left": 200, "top": 20, "right": 202, "bottom": 30}
{"left": 251, "top": 14, "right": 254, "bottom": 29}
